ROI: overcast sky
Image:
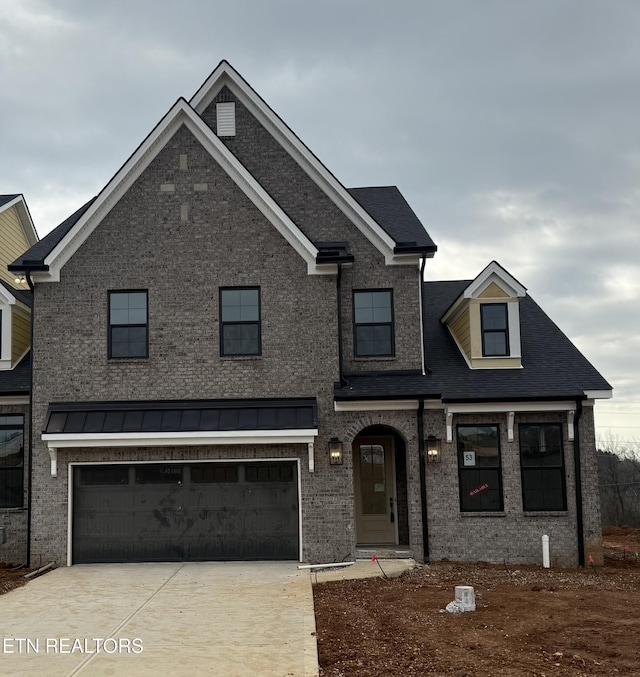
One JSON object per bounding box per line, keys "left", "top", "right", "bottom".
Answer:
{"left": 1, "top": 0, "right": 638, "bottom": 446}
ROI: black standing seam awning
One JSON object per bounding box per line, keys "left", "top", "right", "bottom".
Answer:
{"left": 43, "top": 398, "right": 318, "bottom": 435}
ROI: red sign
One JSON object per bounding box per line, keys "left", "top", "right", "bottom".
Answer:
{"left": 469, "top": 482, "right": 489, "bottom": 497}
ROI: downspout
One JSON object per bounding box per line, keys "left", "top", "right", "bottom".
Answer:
{"left": 25, "top": 272, "right": 35, "bottom": 567}
{"left": 336, "top": 263, "right": 347, "bottom": 386}
{"left": 573, "top": 398, "right": 585, "bottom": 567}
{"left": 419, "top": 256, "right": 430, "bottom": 375}
{"left": 417, "top": 399, "right": 429, "bottom": 563}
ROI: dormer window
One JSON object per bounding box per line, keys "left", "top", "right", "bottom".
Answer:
{"left": 481, "top": 303, "right": 509, "bottom": 357}
{"left": 440, "top": 261, "right": 526, "bottom": 370}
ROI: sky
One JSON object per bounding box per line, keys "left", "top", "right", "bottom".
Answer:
{"left": 1, "top": 0, "right": 639, "bottom": 448}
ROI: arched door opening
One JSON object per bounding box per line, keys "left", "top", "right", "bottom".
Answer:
{"left": 353, "top": 425, "right": 409, "bottom": 547}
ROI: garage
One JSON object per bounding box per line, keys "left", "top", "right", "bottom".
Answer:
{"left": 72, "top": 461, "right": 299, "bottom": 563}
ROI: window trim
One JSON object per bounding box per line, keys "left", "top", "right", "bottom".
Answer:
{"left": 519, "top": 422, "right": 567, "bottom": 512}
{"left": 0, "top": 414, "right": 24, "bottom": 508}
{"left": 108, "top": 290, "right": 149, "bottom": 360}
{"left": 219, "top": 286, "right": 262, "bottom": 357}
{"left": 352, "top": 288, "right": 395, "bottom": 358}
{"left": 480, "top": 302, "right": 509, "bottom": 357}
{"left": 456, "top": 423, "right": 504, "bottom": 513}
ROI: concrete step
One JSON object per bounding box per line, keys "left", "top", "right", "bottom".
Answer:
{"left": 355, "top": 547, "right": 413, "bottom": 560}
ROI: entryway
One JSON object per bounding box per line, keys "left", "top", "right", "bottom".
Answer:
{"left": 352, "top": 426, "right": 409, "bottom": 547}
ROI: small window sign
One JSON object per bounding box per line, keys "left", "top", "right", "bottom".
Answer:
{"left": 374, "top": 483, "right": 385, "bottom": 493}
{"left": 463, "top": 451, "right": 476, "bottom": 467}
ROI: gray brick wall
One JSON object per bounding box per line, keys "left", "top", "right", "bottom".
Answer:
{"left": 29, "top": 121, "right": 423, "bottom": 565}
{"left": 424, "top": 407, "right": 601, "bottom": 567}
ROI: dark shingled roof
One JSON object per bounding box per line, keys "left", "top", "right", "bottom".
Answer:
{"left": 0, "top": 195, "right": 20, "bottom": 209}
{"left": 0, "top": 353, "right": 31, "bottom": 394}
{"left": 335, "top": 280, "right": 611, "bottom": 402}
{"left": 0, "top": 280, "right": 32, "bottom": 307}
{"left": 347, "top": 186, "right": 436, "bottom": 252}
{"left": 9, "top": 197, "right": 97, "bottom": 270}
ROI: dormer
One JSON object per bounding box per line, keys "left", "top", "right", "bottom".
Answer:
{"left": 441, "top": 261, "right": 526, "bottom": 369}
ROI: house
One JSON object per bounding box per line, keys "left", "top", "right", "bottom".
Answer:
{"left": 8, "top": 62, "right": 611, "bottom": 567}
{"left": 0, "top": 194, "right": 37, "bottom": 564}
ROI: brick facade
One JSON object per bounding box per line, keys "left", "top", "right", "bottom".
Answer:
{"left": 19, "top": 68, "right": 604, "bottom": 568}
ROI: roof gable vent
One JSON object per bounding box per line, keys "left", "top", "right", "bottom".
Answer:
{"left": 216, "top": 102, "right": 236, "bottom": 137}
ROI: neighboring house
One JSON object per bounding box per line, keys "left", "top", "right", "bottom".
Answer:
{"left": 9, "top": 62, "right": 611, "bottom": 568}
{"left": 0, "top": 194, "right": 37, "bottom": 564}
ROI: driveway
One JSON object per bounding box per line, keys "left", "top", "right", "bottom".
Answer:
{"left": 0, "top": 562, "right": 318, "bottom": 676}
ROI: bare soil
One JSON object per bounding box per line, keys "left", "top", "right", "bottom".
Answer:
{"left": 313, "top": 527, "right": 640, "bottom": 676}
{"left": 0, "top": 564, "right": 30, "bottom": 595}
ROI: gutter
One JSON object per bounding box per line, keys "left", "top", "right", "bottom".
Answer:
{"left": 417, "top": 399, "right": 430, "bottom": 563}
{"left": 573, "top": 398, "right": 585, "bottom": 567}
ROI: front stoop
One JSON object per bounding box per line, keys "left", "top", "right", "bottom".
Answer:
{"left": 355, "top": 547, "right": 413, "bottom": 560}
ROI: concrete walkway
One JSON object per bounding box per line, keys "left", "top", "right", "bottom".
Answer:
{"left": 0, "top": 562, "right": 318, "bottom": 676}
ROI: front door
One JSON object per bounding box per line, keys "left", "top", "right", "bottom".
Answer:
{"left": 353, "top": 436, "right": 397, "bottom": 544}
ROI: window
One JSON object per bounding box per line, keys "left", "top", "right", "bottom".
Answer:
{"left": 457, "top": 425, "right": 503, "bottom": 511}
{"left": 220, "top": 288, "right": 261, "bottom": 356}
{"left": 520, "top": 424, "right": 566, "bottom": 511}
{"left": 0, "top": 416, "right": 23, "bottom": 508}
{"left": 353, "top": 290, "right": 394, "bottom": 357}
{"left": 481, "top": 303, "right": 509, "bottom": 356}
{"left": 108, "top": 291, "right": 148, "bottom": 359}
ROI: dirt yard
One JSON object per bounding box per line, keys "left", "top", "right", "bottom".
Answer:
{"left": 0, "top": 564, "right": 30, "bottom": 595}
{"left": 313, "top": 528, "right": 640, "bottom": 676}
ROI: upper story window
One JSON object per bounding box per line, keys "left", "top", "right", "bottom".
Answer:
{"left": 0, "top": 415, "right": 24, "bottom": 508}
{"left": 220, "top": 287, "right": 261, "bottom": 356}
{"left": 353, "top": 290, "right": 394, "bottom": 357}
{"left": 520, "top": 423, "right": 566, "bottom": 511}
{"left": 108, "top": 291, "right": 148, "bottom": 359}
{"left": 481, "top": 303, "right": 509, "bottom": 356}
{"left": 457, "top": 425, "right": 503, "bottom": 512}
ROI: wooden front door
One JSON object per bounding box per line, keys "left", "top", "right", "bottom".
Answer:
{"left": 354, "top": 436, "right": 397, "bottom": 544}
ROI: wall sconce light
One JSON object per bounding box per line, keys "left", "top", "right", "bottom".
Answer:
{"left": 426, "top": 435, "right": 441, "bottom": 463}
{"left": 13, "top": 273, "right": 26, "bottom": 285}
{"left": 329, "top": 437, "right": 343, "bottom": 465}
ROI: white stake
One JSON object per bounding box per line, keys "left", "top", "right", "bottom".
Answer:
{"left": 542, "top": 534, "right": 550, "bottom": 568}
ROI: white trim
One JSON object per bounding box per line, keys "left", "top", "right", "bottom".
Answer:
{"left": 0, "top": 196, "right": 38, "bottom": 245}
{"left": 464, "top": 261, "right": 527, "bottom": 300}
{"left": 507, "top": 302, "right": 522, "bottom": 359}
{"left": 67, "top": 457, "right": 303, "bottom": 566}
{"left": 567, "top": 410, "right": 575, "bottom": 441}
{"left": 308, "top": 441, "right": 314, "bottom": 473}
{"left": 190, "top": 62, "right": 417, "bottom": 266}
{"left": 49, "top": 448, "right": 57, "bottom": 477}
{"left": 334, "top": 399, "right": 420, "bottom": 412}
{"left": 34, "top": 100, "right": 333, "bottom": 280}
{"left": 507, "top": 411, "right": 515, "bottom": 442}
{"left": 43, "top": 427, "right": 318, "bottom": 449}
{"left": 0, "top": 396, "right": 29, "bottom": 405}
{"left": 0, "top": 302, "right": 12, "bottom": 368}
{"left": 446, "top": 401, "right": 578, "bottom": 415}
{"left": 583, "top": 389, "right": 613, "bottom": 399}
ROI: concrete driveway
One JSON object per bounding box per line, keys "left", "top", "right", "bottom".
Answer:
{"left": 0, "top": 562, "right": 318, "bottom": 676}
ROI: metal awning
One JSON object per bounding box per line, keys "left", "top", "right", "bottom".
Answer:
{"left": 42, "top": 398, "right": 319, "bottom": 475}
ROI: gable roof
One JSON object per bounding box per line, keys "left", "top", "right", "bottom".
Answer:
{"left": 10, "top": 99, "right": 336, "bottom": 279}
{"left": 335, "top": 280, "right": 612, "bottom": 402}
{"left": 0, "top": 194, "right": 38, "bottom": 246}
{"left": 347, "top": 187, "right": 436, "bottom": 253}
{"left": 190, "top": 61, "right": 435, "bottom": 264}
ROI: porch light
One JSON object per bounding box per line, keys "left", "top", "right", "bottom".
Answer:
{"left": 426, "top": 435, "right": 441, "bottom": 463}
{"left": 329, "top": 437, "right": 343, "bottom": 465}
{"left": 14, "top": 274, "right": 26, "bottom": 285}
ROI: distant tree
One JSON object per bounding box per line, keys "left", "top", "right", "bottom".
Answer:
{"left": 597, "top": 436, "right": 640, "bottom": 527}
